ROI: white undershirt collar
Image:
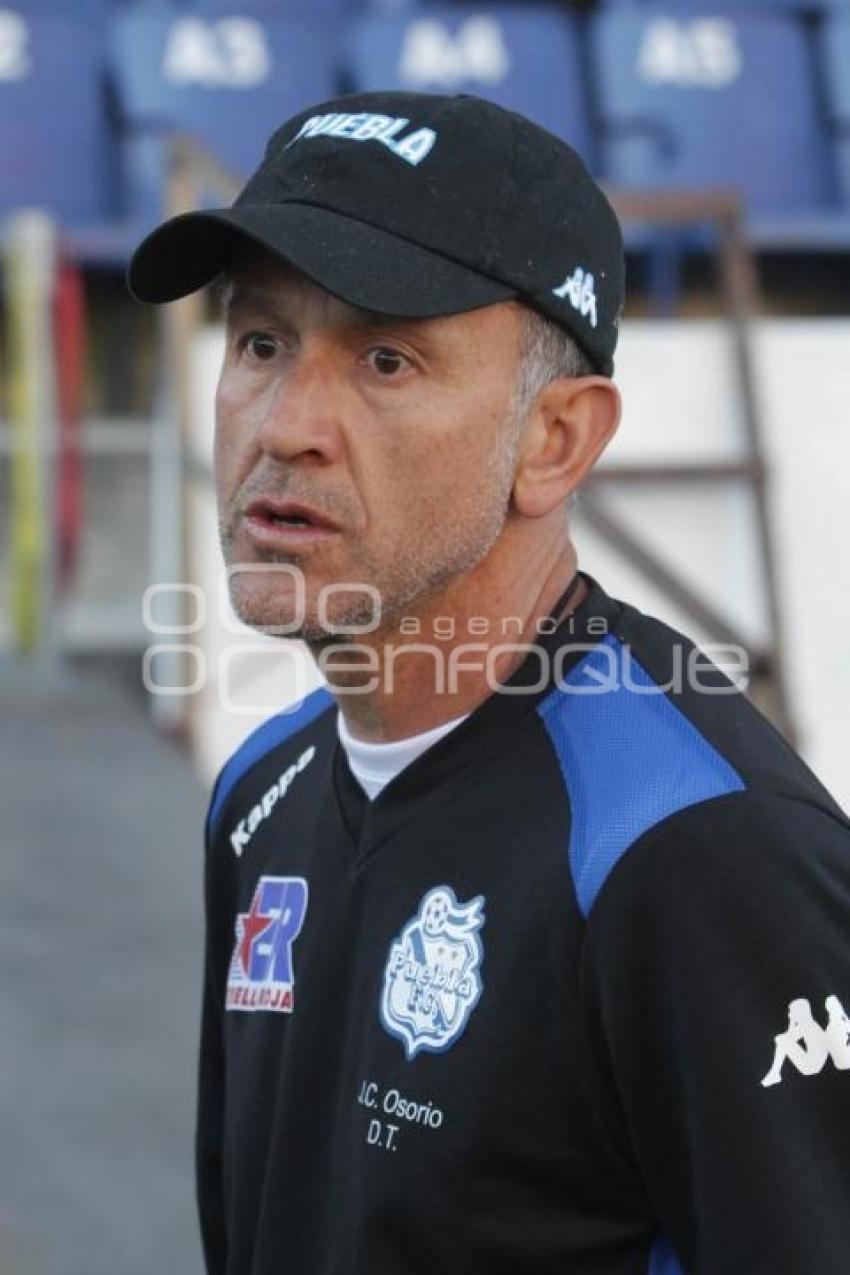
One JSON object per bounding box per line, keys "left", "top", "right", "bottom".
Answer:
{"left": 337, "top": 710, "right": 470, "bottom": 800}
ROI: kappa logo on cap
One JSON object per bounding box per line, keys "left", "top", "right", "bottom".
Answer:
{"left": 286, "top": 112, "right": 438, "bottom": 167}
{"left": 552, "top": 266, "right": 598, "bottom": 330}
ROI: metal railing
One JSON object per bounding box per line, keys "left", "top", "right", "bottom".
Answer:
{"left": 586, "top": 188, "right": 794, "bottom": 740}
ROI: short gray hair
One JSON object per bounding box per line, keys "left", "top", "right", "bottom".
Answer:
{"left": 510, "top": 307, "right": 597, "bottom": 516}
{"left": 512, "top": 305, "right": 597, "bottom": 419}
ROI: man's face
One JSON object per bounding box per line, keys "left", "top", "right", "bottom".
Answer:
{"left": 215, "top": 252, "right": 526, "bottom": 641}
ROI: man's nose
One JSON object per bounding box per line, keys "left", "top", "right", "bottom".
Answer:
{"left": 256, "top": 348, "right": 345, "bottom": 465}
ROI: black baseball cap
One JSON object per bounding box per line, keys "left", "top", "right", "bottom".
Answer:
{"left": 127, "top": 91, "right": 624, "bottom": 375}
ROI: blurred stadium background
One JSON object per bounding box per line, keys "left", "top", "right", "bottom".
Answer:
{"left": 1, "top": 1, "right": 849, "bottom": 1271}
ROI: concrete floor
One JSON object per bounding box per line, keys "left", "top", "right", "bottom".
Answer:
{"left": 0, "top": 657, "right": 208, "bottom": 1275}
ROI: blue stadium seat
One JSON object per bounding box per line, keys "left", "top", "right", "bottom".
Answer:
{"left": 590, "top": 7, "right": 850, "bottom": 247}
{"left": 603, "top": 0, "right": 817, "bottom": 10}
{"left": 346, "top": 7, "right": 592, "bottom": 161}
{"left": 108, "top": 9, "right": 340, "bottom": 226}
{"left": 820, "top": 13, "right": 850, "bottom": 204}
{"left": 188, "top": 0, "right": 350, "bottom": 16}
{"left": 6, "top": 0, "right": 115, "bottom": 12}
{"left": 597, "top": 0, "right": 843, "bottom": 10}
{"left": 0, "top": 8, "right": 120, "bottom": 229}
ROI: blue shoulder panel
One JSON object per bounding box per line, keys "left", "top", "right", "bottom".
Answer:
{"left": 648, "top": 1235, "right": 684, "bottom": 1275}
{"left": 536, "top": 634, "right": 744, "bottom": 918}
{"left": 207, "top": 686, "right": 334, "bottom": 835}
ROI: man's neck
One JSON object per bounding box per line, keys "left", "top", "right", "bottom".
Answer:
{"left": 312, "top": 544, "right": 585, "bottom": 744}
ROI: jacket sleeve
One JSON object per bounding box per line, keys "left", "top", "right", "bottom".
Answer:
{"left": 196, "top": 802, "right": 229, "bottom": 1275}
{"left": 579, "top": 789, "right": 850, "bottom": 1274}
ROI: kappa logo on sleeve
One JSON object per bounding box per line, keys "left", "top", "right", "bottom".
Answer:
{"left": 229, "top": 745, "right": 316, "bottom": 857}
{"left": 380, "top": 885, "right": 485, "bottom": 1060}
{"left": 227, "top": 876, "right": 308, "bottom": 1013}
{"left": 761, "top": 995, "right": 850, "bottom": 1087}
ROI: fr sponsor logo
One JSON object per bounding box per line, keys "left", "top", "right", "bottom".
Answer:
{"left": 229, "top": 744, "right": 316, "bottom": 856}
{"left": 761, "top": 995, "right": 850, "bottom": 1087}
{"left": 226, "top": 876, "right": 308, "bottom": 1013}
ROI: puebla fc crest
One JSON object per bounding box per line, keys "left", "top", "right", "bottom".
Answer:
{"left": 380, "top": 885, "right": 485, "bottom": 1060}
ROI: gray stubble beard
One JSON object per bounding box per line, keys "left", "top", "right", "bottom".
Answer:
{"left": 218, "top": 397, "right": 527, "bottom": 644}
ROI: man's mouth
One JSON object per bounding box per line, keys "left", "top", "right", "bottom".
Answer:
{"left": 266, "top": 512, "right": 310, "bottom": 527}
{"left": 240, "top": 498, "right": 341, "bottom": 547}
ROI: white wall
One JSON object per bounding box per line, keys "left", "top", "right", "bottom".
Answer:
{"left": 185, "top": 318, "right": 850, "bottom": 809}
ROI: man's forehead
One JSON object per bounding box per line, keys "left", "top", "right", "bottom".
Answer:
{"left": 226, "top": 270, "right": 402, "bottom": 332}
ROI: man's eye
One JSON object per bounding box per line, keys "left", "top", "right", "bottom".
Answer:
{"left": 366, "top": 347, "right": 411, "bottom": 377}
{"left": 242, "top": 332, "right": 278, "bottom": 361}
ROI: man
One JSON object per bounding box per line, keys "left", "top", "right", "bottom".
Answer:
{"left": 129, "top": 92, "right": 850, "bottom": 1274}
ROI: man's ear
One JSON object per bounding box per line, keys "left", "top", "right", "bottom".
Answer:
{"left": 512, "top": 377, "right": 621, "bottom": 518}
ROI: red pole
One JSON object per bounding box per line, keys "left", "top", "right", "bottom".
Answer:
{"left": 53, "top": 251, "right": 86, "bottom": 594}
